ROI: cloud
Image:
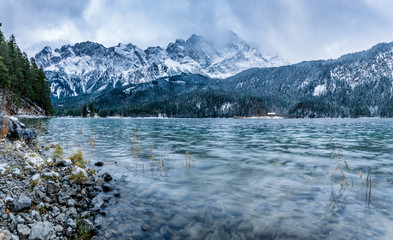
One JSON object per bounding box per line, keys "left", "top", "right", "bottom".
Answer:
{"left": 1, "top": 0, "right": 393, "bottom": 63}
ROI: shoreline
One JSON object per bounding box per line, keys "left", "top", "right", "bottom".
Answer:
{"left": 17, "top": 114, "right": 388, "bottom": 120}
{"left": 0, "top": 138, "right": 112, "bottom": 240}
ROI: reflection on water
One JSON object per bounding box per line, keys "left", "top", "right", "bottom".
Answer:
{"left": 23, "top": 118, "right": 393, "bottom": 239}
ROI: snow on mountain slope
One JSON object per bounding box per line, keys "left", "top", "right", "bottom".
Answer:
{"left": 35, "top": 33, "right": 287, "bottom": 98}
{"left": 330, "top": 43, "right": 393, "bottom": 89}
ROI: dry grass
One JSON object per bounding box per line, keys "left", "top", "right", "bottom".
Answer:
{"left": 329, "top": 137, "right": 353, "bottom": 215}
{"left": 1, "top": 116, "right": 9, "bottom": 140}
{"left": 69, "top": 171, "right": 88, "bottom": 182}
{"left": 53, "top": 145, "right": 63, "bottom": 160}
{"left": 184, "top": 151, "right": 191, "bottom": 168}
{"left": 69, "top": 150, "right": 85, "bottom": 168}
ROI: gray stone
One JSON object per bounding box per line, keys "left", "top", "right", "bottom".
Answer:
{"left": 94, "top": 161, "right": 104, "bottom": 167}
{"left": 102, "top": 184, "right": 112, "bottom": 192}
{"left": 102, "top": 172, "right": 112, "bottom": 182}
{"left": 9, "top": 221, "right": 17, "bottom": 232}
{"left": 65, "top": 207, "right": 77, "bottom": 219}
{"left": 55, "top": 213, "right": 66, "bottom": 223}
{"left": 29, "top": 221, "right": 54, "bottom": 240}
{"left": 57, "top": 192, "right": 69, "bottom": 205}
{"left": 66, "top": 218, "right": 76, "bottom": 228}
{"left": 95, "top": 178, "right": 104, "bottom": 186}
{"left": 9, "top": 213, "right": 16, "bottom": 222}
{"left": 52, "top": 207, "right": 60, "bottom": 216}
{"left": 104, "top": 229, "right": 118, "bottom": 239}
{"left": 0, "top": 229, "right": 12, "bottom": 240}
{"left": 11, "top": 194, "right": 31, "bottom": 212}
{"left": 16, "top": 215, "right": 25, "bottom": 224}
{"left": 54, "top": 225, "right": 63, "bottom": 233}
{"left": 66, "top": 199, "right": 76, "bottom": 207}
{"left": 141, "top": 225, "right": 155, "bottom": 233}
{"left": 11, "top": 234, "right": 20, "bottom": 240}
{"left": 30, "top": 210, "right": 41, "bottom": 222}
{"left": 94, "top": 216, "right": 104, "bottom": 228}
{"left": 35, "top": 190, "right": 46, "bottom": 199}
{"left": 46, "top": 182, "right": 60, "bottom": 196}
{"left": 3, "top": 117, "right": 37, "bottom": 142}
{"left": 0, "top": 200, "right": 4, "bottom": 214}
{"left": 17, "top": 224, "right": 30, "bottom": 240}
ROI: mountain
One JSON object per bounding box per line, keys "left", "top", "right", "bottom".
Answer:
{"left": 35, "top": 32, "right": 287, "bottom": 99}
{"left": 53, "top": 41, "right": 393, "bottom": 118}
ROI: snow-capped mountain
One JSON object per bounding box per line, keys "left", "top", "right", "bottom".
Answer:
{"left": 35, "top": 32, "right": 287, "bottom": 98}
{"left": 53, "top": 40, "right": 393, "bottom": 118}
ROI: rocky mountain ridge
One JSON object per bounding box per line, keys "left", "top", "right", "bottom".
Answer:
{"left": 35, "top": 32, "right": 287, "bottom": 99}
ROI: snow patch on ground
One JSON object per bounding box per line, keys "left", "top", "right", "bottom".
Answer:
{"left": 313, "top": 84, "right": 327, "bottom": 96}
{"left": 0, "top": 163, "right": 8, "bottom": 174}
{"left": 220, "top": 103, "right": 233, "bottom": 112}
{"left": 24, "top": 152, "right": 47, "bottom": 167}
{"left": 43, "top": 171, "right": 60, "bottom": 179}
{"left": 32, "top": 174, "right": 40, "bottom": 181}
{"left": 72, "top": 166, "right": 87, "bottom": 177}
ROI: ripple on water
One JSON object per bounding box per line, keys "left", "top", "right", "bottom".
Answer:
{"left": 21, "top": 118, "right": 393, "bottom": 239}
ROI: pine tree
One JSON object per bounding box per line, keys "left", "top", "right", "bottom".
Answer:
{"left": 82, "top": 104, "right": 88, "bottom": 117}
{"left": 0, "top": 23, "right": 54, "bottom": 115}
{"left": 0, "top": 58, "right": 9, "bottom": 88}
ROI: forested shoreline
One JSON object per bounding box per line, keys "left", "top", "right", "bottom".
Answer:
{"left": 0, "top": 23, "right": 53, "bottom": 116}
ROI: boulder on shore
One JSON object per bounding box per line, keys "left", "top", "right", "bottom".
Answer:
{"left": 0, "top": 116, "right": 37, "bottom": 142}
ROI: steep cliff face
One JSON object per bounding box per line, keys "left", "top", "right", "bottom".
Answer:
{"left": 35, "top": 33, "right": 287, "bottom": 99}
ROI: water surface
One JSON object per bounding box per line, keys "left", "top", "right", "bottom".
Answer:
{"left": 23, "top": 118, "right": 393, "bottom": 239}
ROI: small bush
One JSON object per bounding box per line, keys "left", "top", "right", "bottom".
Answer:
{"left": 76, "top": 219, "right": 91, "bottom": 240}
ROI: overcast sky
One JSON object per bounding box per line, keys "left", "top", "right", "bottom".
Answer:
{"left": 1, "top": 0, "right": 393, "bottom": 63}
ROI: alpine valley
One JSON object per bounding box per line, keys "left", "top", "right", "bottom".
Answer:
{"left": 35, "top": 34, "right": 393, "bottom": 118}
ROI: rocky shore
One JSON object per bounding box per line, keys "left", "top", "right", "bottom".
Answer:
{"left": 0, "top": 117, "right": 112, "bottom": 240}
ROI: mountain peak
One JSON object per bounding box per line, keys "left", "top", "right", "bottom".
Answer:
{"left": 35, "top": 32, "right": 287, "bottom": 98}
{"left": 187, "top": 34, "right": 204, "bottom": 41}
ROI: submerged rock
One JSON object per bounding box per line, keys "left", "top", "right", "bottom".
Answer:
{"left": 94, "top": 161, "right": 104, "bottom": 167}
{"left": 102, "top": 172, "right": 112, "bottom": 182}
{"left": 102, "top": 184, "right": 112, "bottom": 192}
{"left": 141, "top": 225, "right": 155, "bottom": 233}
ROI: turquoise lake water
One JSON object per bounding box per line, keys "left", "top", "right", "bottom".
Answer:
{"left": 23, "top": 118, "right": 393, "bottom": 239}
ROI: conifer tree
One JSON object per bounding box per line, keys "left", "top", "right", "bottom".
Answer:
{"left": 0, "top": 23, "right": 54, "bottom": 115}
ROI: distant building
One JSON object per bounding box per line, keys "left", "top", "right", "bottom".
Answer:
{"left": 267, "top": 112, "right": 276, "bottom": 116}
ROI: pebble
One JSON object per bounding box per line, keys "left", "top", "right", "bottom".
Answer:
{"left": 29, "top": 221, "right": 54, "bottom": 240}
{"left": 102, "top": 184, "right": 112, "bottom": 192}
{"left": 95, "top": 178, "right": 104, "bottom": 186}
{"left": 16, "top": 224, "right": 30, "bottom": 239}
{"left": 94, "top": 161, "right": 104, "bottom": 167}
{"left": 141, "top": 225, "right": 155, "bottom": 233}
{"left": 102, "top": 172, "right": 113, "bottom": 182}
{"left": 0, "top": 139, "right": 106, "bottom": 239}
{"left": 10, "top": 194, "right": 31, "bottom": 212}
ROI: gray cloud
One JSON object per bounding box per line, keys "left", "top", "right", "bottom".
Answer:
{"left": 1, "top": 0, "right": 393, "bottom": 63}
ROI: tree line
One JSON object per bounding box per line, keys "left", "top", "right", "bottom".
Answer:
{"left": 0, "top": 23, "right": 53, "bottom": 115}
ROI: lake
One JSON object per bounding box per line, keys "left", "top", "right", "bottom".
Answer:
{"left": 22, "top": 118, "right": 393, "bottom": 239}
